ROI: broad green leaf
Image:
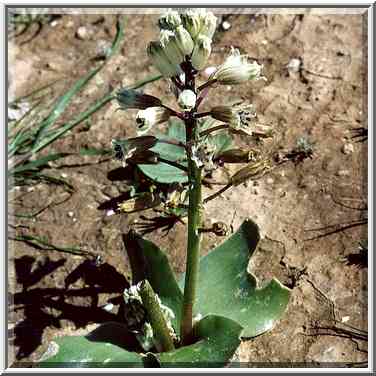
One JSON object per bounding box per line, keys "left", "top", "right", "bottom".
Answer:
{"left": 209, "top": 131, "right": 232, "bottom": 153}
{"left": 38, "top": 323, "right": 143, "bottom": 368}
{"left": 122, "top": 231, "right": 183, "bottom": 330}
{"left": 155, "top": 315, "right": 243, "bottom": 367}
{"left": 139, "top": 119, "right": 188, "bottom": 183}
{"left": 179, "top": 219, "right": 291, "bottom": 338}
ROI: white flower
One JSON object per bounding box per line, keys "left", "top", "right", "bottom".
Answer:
{"left": 136, "top": 107, "right": 171, "bottom": 135}
{"left": 212, "top": 47, "right": 265, "bottom": 85}
{"left": 158, "top": 8, "right": 181, "bottom": 30}
{"left": 178, "top": 89, "right": 197, "bottom": 111}
{"left": 211, "top": 104, "right": 257, "bottom": 136}
{"left": 191, "top": 35, "right": 212, "bottom": 70}
{"left": 147, "top": 41, "right": 182, "bottom": 78}
{"left": 159, "top": 30, "right": 185, "bottom": 65}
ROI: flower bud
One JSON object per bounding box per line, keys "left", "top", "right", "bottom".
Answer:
{"left": 181, "top": 9, "right": 202, "bottom": 40}
{"left": 174, "top": 25, "right": 194, "bottom": 56}
{"left": 147, "top": 41, "right": 182, "bottom": 78}
{"left": 198, "top": 11, "right": 217, "bottom": 39}
{"left": 212, "top": 48, "right": 265, "bottom": 85}
{"left": 211, "top": 104, "right": 256, "bottom": 135}
{"left": 136, "top": 107, "right": 172, "bottom": 135}
{"left": 158, "top": 9, "right": 181, "bottom": 30}
{"left": 178, "top": 89, "right": 196, "bottom": 111}
{"left": 191, "top": 35, "right": 212, "bottom": 70}
{"left": 159, "top": 30, "right": 185, "bottom": 65}
{"left": 117, "top": 89, "right": 162, "bottom": 110}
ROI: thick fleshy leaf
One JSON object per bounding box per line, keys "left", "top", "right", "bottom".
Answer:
{"left": 179, "top": 219, "right": 291, "bottom": 338}
{"left": 154, "top": 315, "right": 243, "bottom": 367}
{"left": 38, "top": 322, "right": 143, "bottom": 368}
{"left": 139, "top": 119, "right": 187, "bottom": 183}
{"left": 122, "top": 231, "right": 183, "bottom": 330}
{"left": 138, "top": 119, "right": 232, "bottom": 183}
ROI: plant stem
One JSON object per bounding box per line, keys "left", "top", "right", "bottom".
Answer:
{"left": 181, "top": 115, "right": 202, "bottom": 345}
{"left": 199, "top": 123, "right": 229, "bottom": 137}
{"left": 139, "top": 280, "right": 175, "bottom": 353}
{"left": 180, "top": 61, "right": 203, "bottom": 344}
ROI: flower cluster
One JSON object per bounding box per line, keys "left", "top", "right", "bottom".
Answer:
{"left": 148, "top": 8, "right": 217, "bottom": 76}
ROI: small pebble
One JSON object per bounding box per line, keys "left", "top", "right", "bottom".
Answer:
{"left": 287, "top": 58, "right": 301, "bottom": 73}
{"left": 336, "top": 169, "right": 350, "bottom": 177}
{"left": 61, "top": 173, "right": 68, "bottom": 178}
{"left": 50, "top": 20, "right": 59, "bottom": 27}
{"left": 341, "top": 143, "right": 354, "bottom": 155}
{"left": 76, "top": 26, "right": 90, "bottom": 40}
{"left": 102, "top": 303, "right": 114, "bottom": 312}
{"left": 222, "top": 20, "right": 231, "bottom": 30}
{"left": 341, "top": 316, "right": 350, "bottom": 323}
{"left": 106, "top": 209, "right": 115, "bottom": 217}
{"left": 67, "top": 211, "right": 74, "bottom": 218}
{"left": 266, "top": 177, "right": 274, "bottom": 185}
{"left": 261, "top": 39, "right": 268, "bottom": 45}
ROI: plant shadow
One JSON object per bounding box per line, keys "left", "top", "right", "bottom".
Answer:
{"left": 10, "top": 255, "right": 136, "bottom": 361}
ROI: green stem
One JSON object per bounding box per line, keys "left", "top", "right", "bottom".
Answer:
{"left": 180, "top": 114, "right": 202, "bottom": 344}
{"left": 139, "top": 280, "right": 175, "bottom": 353}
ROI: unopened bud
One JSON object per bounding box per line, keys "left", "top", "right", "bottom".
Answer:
{"left": 181, "top": 9, "right": 202, "bottom": 40}
{"left": 178, "top": 89, "right": 197, "bottom": 111}
{"left": 117, "top": 89, "right": 162, "bottom": 110}
{"left": 159, "top": 30, "right": 185, "bottom": 65}
{"left": 158, "top": 9, "right": 181, "bottom": 30}
{"left": 136, "top": 107, "right": 172, "bottom": 135}
{"left": 198, "top": 11, "right": 217, "bottom": 39}
{"left": 147, "top": 41, "right": 182, "bottom": 78}
{"left": 191, "top": 35, "right": 212, "bottom": 70}
{"left": 174, "top": 25, "right": 194, "bottom": 56}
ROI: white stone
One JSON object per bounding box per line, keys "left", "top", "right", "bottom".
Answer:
{"left": 76, "top": 26, "right": 89, "bottom": 40}
{"left": 287, "top": 58, "right": 301, "bottom": 73}
{"left": 341, "top": 143, "right": 354, "bottom": 155}
{"left": 222, "top": 20, "right": 231, "bottom": 30}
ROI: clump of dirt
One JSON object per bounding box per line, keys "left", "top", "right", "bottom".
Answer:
{"left": 8, "top": 9, "right": 367, "bottom": 367}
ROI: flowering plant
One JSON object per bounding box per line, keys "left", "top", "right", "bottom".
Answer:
{"left": 38, "top": 9, "right": 290, "bottom": 368}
